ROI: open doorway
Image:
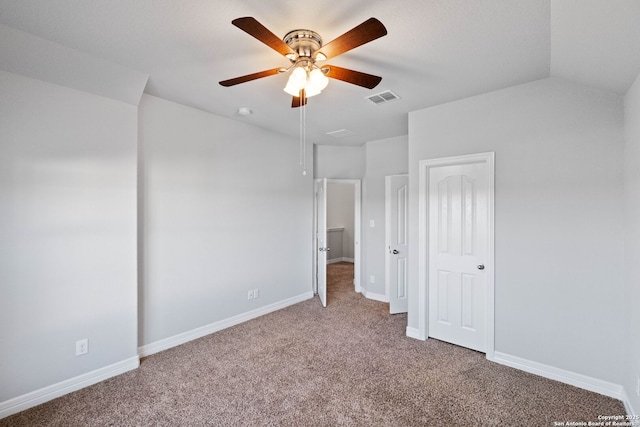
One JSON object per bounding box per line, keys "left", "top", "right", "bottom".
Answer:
{"left": 326, "top": 182, "right": 355, "bottom": 264}
{"left": 313, "top": 179, "right": 361, "bottom": 306}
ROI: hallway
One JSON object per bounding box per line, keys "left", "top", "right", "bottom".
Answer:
{"left": 326, "top": 261, "right": 361, "bottom": 307}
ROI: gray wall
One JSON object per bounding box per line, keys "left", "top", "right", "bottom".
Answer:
{"left": 408, "top": 77, "right": 625, "bottom": 384}
{"left": 0, "top": 75, "right": 314, "bottom": 407}
{"left": 139, "top": 95, "right": 313, "bottom": 346}
{"left": 362, "top": 136, "right": 408, "bottom": 297}
{"left": 0, "top": 70, "right": 138, "bottom": 401}
{"left": 327, "top": 182, "right": 355, "bottom": 260}
{"left": 624, "top": 71, "right": 640, "bottom": 414}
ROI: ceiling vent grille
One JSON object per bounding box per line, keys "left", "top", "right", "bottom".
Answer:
{"left": 366, "top": 90, "right": 400, "bottom": 105}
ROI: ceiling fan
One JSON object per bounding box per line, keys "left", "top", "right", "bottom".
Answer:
{"left": 219, "top": 17, "right": 387, "bottom": 108}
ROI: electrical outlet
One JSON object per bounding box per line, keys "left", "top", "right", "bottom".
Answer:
{"left": 369, "top": 275, "right": 375, "bottom": 284}
{"left": 253, "top": 288, "right": 259, "bottom": 299}
{"left": 76, "top": 338, "right": 88, "bottom": 356}
{"left": 247, "top": 290, "right": 253, "bottom": 300}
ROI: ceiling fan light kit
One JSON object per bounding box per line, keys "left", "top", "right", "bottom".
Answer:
{"left": 283, "top": 66, "right": 328, "bottom": 97}
{"left": 281, "top": 29, "right": 330, "bottom": 98}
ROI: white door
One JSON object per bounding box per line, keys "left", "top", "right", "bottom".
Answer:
{"left": 316, "top": 178, "right": 328, "bottom": 307}
{"left": 386, "top": 175, "right": 409, "bottom": 314}
{"left": 428, "top": 162, "right": 488, "bottom": 352}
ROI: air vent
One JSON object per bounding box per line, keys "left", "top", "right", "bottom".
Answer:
{"left": 366, "top": 90, "right": 400, "bottom": 105}
{"left": 326, "top": 129, "right": 357, "bottom": 139}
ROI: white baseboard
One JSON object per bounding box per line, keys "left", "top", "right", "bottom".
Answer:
{"left": 327, "top": 257, "right": 354, "bottom": 264}
{"left": 361, "top": 289, "right": 388, "bottom": 302}
{"left": 493, "top": 351, "right": 625, "bottom": 401}
{"left": 623, "top": 390, "right": 636, "bottom": 417}
{"left": 0, "top": 356, "right": 139, "bottom": 419}
{"left": 622, "top": 392, "right": 640, "bottom": 415}
{"left": 138, "top": 291, "right": 314, "bottom": 358}
{"left": 406, "top": 326, "right": 425, "bottom": 340}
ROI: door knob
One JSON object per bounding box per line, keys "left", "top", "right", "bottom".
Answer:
{"left": 392, "top": 249, "right": 399, "bottom": 255}
{"left": 477, "top": 264, "right": 485, "bottom": 270}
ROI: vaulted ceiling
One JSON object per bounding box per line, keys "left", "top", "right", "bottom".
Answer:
{"left": 1, "top": 0, "right": 639, "bottom": 146}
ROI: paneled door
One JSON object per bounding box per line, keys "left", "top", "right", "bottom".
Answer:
{"left": 428, "top": 162, "right": 489, "bottom": 352}
{"left": 386, "top": 175, "right": 409, "bottom": 314}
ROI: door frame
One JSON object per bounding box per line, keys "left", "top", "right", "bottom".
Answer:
{"left": 417, "top": 152, "right": 495, "bottom": 360}
{"left": 314, "top": 178, "right": 328, "bottom": 306}
{"left": 313, "top": 179, "right": 362, "bottom": 294}
{"left": 385, "top": 174, "right": 408, "bottom": 308}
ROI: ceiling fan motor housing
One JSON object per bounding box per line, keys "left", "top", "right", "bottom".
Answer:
{"left": 283, "top": 29, "right": 323, "bottom": 61}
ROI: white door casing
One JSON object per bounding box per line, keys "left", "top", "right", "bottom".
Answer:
{"left": 313, "top": 179, "right": 362, "bottom": 306}
{"left": 386, "top": 174, "right": 409, "bottom": 314}
{"left": 417, "top": 153, "right": 494, "bottom": 357}
{"left": 316, "top": 178, "right": 328, "bottom": 307}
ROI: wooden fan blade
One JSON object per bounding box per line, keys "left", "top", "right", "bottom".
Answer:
{"left": 219, "top": 67, "right": 283, "bottom": 87}
{"left": 324, "top": 65, "right": 382, "bottom": 89}
{"left": 316, "top": 18, "right": 387, "bottom": 60}
{"left": 291, "top": 89, "right": 307, "bottom": 108}
{"left": 232, "top": 17, "right": 295, "bottom": 57}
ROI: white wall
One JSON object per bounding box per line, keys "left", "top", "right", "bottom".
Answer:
{"left": 362, "top": 136, "right": 408, "bottom": 297}
{"left": 0, "top": 25, "right": 148, "bottom": 106}
{"left": 314, "top": 145, "right": 365, "bottom": 179}
{"left": 408, "top": 78, "right": 625, "bottom": 384}
{"left": 327, "top": 182, "right": 355, "bottom": 260}
{"left": 0, "top": 70, "right": 138, "bottom": 402}
{"left": 138, "top": 95, "right": 313, "bottom": 347}
{"left": 624, "top": 71, "right": 640, "bottom": 414}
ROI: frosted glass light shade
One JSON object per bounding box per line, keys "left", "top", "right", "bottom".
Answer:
{"left": 304, "top": 85, "right": 321, "bottom": 97}
{"left": 284, "top": 67, "right": 308, "bottom": 96}
{"left": 309, "top": 68, "right": 329, "bottom": 91}
{"left": 284, "top": 83, "right": 301, "bottom": 96}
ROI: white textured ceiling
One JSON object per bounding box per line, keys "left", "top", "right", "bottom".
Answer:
{"left": 0, "top": 0, "right": 638, "bottom": 146}
{"left": 551, "top": 0, "right": 640, "bottom": 94}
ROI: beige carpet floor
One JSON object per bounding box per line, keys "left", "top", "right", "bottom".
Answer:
{"left": 1, "top": 262, "right": 625, "bottom": 426}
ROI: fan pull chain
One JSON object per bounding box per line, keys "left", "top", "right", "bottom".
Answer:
{"left": 302, "top": 99, "right": 307, "bottom": 176}
{"left": 299, "top": 96, "right": 303, "bottom": 168}
{"left": 299, "top": 90, "right": 307, "bottom": 176}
